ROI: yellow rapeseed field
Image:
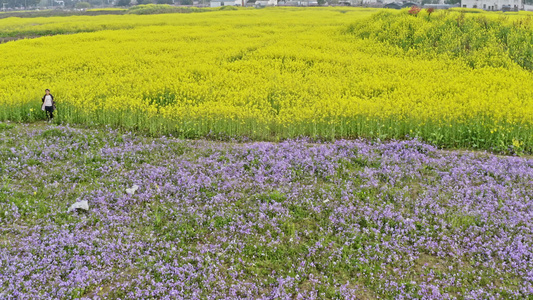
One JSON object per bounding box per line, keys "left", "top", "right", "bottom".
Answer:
{"left": 0, "top": 7, "right": 532, "bottom": 152}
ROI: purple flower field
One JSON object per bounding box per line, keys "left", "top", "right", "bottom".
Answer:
{"left": 1, "top": 123, "right": 533, "bottom": 299}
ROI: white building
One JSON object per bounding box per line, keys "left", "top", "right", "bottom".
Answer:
{"left": 461, "top": 0, "right": 521, "bottom": 10}
{"left": 210, "top": 0, "right": 243, "bottom": 7}
{"left": 254, "top": 0, "right": 277, "bottom": 5}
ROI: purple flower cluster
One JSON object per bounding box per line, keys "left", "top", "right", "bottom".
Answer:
{"left": 1, "top": 124, "right": 532, "bottom": 299}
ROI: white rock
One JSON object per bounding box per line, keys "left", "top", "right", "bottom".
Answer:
{"left": 126, "top": 185, "right": 139, "bottom": 195}
{"left": 67, "top": 200, "right": 89, "bottom": 213}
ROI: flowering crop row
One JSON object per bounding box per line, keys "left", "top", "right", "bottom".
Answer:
{"left": 0, "top": 8, "right": 531, "bottom": 152}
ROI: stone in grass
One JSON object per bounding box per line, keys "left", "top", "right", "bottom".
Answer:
{"left": 67, "top": 200, "right": 89, "bottom": 213}
{"left": 126, "top": 185, "right": 139, "bottom": 195}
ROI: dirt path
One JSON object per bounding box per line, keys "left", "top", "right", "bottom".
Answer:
{"left": 0, "top": 35, "right": 41, "bottom": 44}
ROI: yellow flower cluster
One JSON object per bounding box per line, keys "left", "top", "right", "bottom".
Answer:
{"left": 0, "top": 7, "right": 531, "bottom": 151}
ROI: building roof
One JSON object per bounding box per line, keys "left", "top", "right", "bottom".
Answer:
{"left": 384, "top": 2, "right": 401, "bottom": 8}
{"left": 401, "top": 2, "right": 418, "bottom": 7}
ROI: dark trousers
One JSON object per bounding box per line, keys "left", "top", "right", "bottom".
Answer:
{"left": 45, "top": 106, "right": 54, "bottom": 120}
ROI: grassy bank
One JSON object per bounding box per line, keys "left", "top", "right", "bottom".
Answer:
{"left": 1, "top": 122, "right": 533, "bottom": 298}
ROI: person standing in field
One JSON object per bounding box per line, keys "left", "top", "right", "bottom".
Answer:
{"left": 41, "top": 89, "right": 55, "bottom": 122}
